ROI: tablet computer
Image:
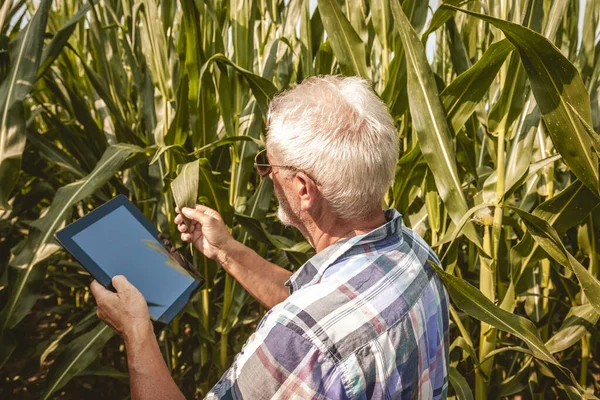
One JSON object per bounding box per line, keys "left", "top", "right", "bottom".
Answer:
{"left": 54, "top": 194, "right": 204, "bottom": 332}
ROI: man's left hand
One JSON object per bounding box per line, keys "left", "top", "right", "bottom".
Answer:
{"left": 90, "top": 275, "right": 152, "bottom": 340}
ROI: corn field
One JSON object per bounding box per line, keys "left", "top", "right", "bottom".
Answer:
{"left": 0, "top": 0, "right": 599, "bottom": 398}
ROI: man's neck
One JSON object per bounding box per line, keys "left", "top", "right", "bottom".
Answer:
{"left": 308, "top": 210, "right": 388, "bottom": 253}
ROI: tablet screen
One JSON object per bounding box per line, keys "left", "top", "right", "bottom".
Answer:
{"left": 71, "top": 205, "right": 197, "bottom": 321}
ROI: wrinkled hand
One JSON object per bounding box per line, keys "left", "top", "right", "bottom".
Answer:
{"left": 90, "top": 275, "right": 151, "bottom": 339}
{"left": 175, "top": 205, "right": 234, "bottom": 263}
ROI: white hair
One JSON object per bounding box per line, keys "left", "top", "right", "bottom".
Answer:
{"left": 266, "top": 75, "right": 399, "bottom": 221}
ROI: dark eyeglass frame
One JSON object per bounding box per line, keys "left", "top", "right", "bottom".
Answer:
{"left": 254, "top": 149, "right": 319, "bottom": 185}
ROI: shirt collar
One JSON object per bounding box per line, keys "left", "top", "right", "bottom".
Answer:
{"left": 284, "top": 209, "right": 403, "bottom": 294}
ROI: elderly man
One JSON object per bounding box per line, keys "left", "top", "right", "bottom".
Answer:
{"left": 91, "top": 75, "right": 449, "bottom": 399}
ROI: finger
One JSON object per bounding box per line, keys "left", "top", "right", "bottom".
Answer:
{"left": 161, "top": 235, "right": 172, "bottom": 247}
{"left": 181, "top": 232, "right": 192, "bottom": 242}
{"left": 182, "top": 206, "right": 214, "bottom": 224}
{"left": 194, "top": 204, "right": 220, "bottom": 219}
{"left": 177, "top": 223, "right": 188, "bottom": 233}
{"left": 175, "top": 206, "right": 180, "bottom": 213}
{"left": 174, "top": 214, "right": 183, "bottom": 224}
{"left": 112, "top": 275, "right": 133, "bottom": 293}
{"left": 164, "top": 241, "right": 177, "bottom": 254}
{"left": 90, "top": 280, "right": 112, "bottom": 300}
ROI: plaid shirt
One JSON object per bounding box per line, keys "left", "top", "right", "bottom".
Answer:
{"left": 206, "top": 209, "right": 449, "bottom": 399}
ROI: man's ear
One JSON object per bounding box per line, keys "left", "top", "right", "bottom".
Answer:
{"left": 293, "top": 172, "right": 318, "bottom": 212}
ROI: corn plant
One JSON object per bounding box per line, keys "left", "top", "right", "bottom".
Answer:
{"left": 0, "top": 0, "right": 599, "bottom": 398}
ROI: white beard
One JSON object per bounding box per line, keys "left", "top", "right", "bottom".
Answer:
{"left": 274, "top": 182, "right": 302, "bottom": 228}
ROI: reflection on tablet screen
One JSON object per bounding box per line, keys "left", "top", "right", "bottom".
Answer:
{"left": 71, "top": 205, "right": 196, "bottom": 320}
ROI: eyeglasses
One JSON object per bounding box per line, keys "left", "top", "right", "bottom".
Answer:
{"left": 254, "top": 149, "right": 298, "bottom": 178}
{"left": 254, "top": 149, "right": 320, "bottom": 185}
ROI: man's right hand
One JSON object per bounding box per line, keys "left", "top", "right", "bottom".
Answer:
{"left": 175, "top": 205, "right": 234, "bottom": 262}
{"left": 177, "top": 204, "right": 292, "bottom": 309}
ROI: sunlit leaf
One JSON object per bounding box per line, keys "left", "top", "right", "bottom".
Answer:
{"left": 0, "top": 144, "right": 144, "bottom": 332}
{"left": 440, "top": 39, "right": 514, "bottom": 134}
{"left": 391, "top": 0, "right": 480, "bottom": 247}
{"left": 509, "top": 206, "right": 600, "bottom": 316}
{"left": 431, "top": 262, "right": 563, "bottom": 367}
{"left": 317, "top": 0, "right": 369, "bottom": 77}
{"left": 447, "top": 5, "right": 600, "bottom": 197}
{"left": 42, "top": 322, "right": 115, "bottom": 400}
{"left": 171, "top": 159, "right": 200, "bottom": 230}
{"left": 0, "top": 0, "right": 51, "bottom": 209}
{"left": 545, "top": 304, "right": 599, "bottom": 353}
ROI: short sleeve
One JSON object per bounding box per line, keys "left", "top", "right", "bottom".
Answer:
{"left": 205, "top": 322, "right": 349, "bottom": 400}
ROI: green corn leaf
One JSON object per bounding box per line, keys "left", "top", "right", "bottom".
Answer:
{"left": 380, "top": 41, "right": 408, "bottom": 117}
{"left": 450, "top": 336, "right": 477, "bottom": 364}
{"left": 164, "top": 77, "right": 191, "bottom": 148}
{"left": 36, "top": 1, "right": 95, "bottom": 80}
{"left": 195, "top": 69, "right": 219, "bottom": 150}
{"left": 231, "top": 101, "right": 263, "bottom": 211}
{"left": 149, "top": 144, "right": 187, "bottom": 165}
{"left": 345, "top": 0, "right": 368, "bottom": 43}
{"left": 448, "top": 367, "right": 474, "bottom": 400}
{"left": 401, "top": 0, "right": 429, "bottom": 34}
{"left": 214, "top": 65, "right": 235, "bottom": 137}
{"left": 508, "top": 206, "right": 600, "bottom": 317}
{"left": 445, "top": 18, "right": 470, "bottom": 76}
{"left": 431, "top": 262, "right": 562, "bottom": 366}
{"left": 200, "top": 54, "right": 277, "bottom": 116}
{"left": 138, "top": 0, "right": 173, "bottom": 101}
{"left": 315, "top": 40, "right": 334, "bottom": 75}
{"left": 218, "top": 280, "right": 249, "bottom": 335}
{"left": 477, "top": 346, "right": 534, "bottom": 367}
{"left": 392, "top": 143, "right": 426, "bottom": 212}
{"left": 71, "top": 50, "right": 141, "bottom": 147}
{"left": 424, "top": 170, "right": 440, "bottom": 234}
{"left": 190, "top": 136, "right": 261, "bottom": 158}
{"left": 391, "top": 0, "right": 480, "bottom": 248}
{"left": 501, "top": 102, "right": 541, "bottom": 198}
{"left": 440, "top": 39, "right": 514, "bottom": 134}
{"left": 197, "top": 158, "right": 233, "bottom": 226}
{"left": 229, "top": 0, "right": 255, "bottom": 70}
{"left": 487, "top": 0, "right": 540, "bottom": 136}
{"left": 370, "top": 0, "right": 391, "bottom": 66}
{"left": 299, "top": 0, "right": 314, "bottom": 78}
{"left": 545, "top": 304, "right": 599, "bottom": 353}
{"left": 42, "top": 322, "right": 115, "bottom": 400}
{"left": 171, "top": 160, "right": 200, "bottom": 230}
{"left": 0, "top": 0, "right": 51, "bottom": 210}
{"left": 447, "top": 4, "right": 600, "bottom": 197}
{"left": 0, "top": 101, "right": 25, "bottom": 208}
{"left": 435, "top": 202, "right": 493, "bottom": 260}
{"left": 512, "top": 180, "right": 600, "bottom": 290}
{"left": 282, "top": 0, "right": 303, "bottom": 40}
{"left": 568, "top": 102, "right": 600, "bottom": 157}
{"left": 234, "top": 213, "right": 296, "bottom": 249}
{"left": 26, "top": 130, "right": 86, "bottom": 178}
{"left": 432, "top": 264, "right": 581, "bottom": 392}
{"left": 487, "top": 53, "right": 528, "bottom": 135}
{"left": 242, "top": 178, "right": 274, "bottom": 224}
{"left": 421, "top": 0, "right": 462, "bottom": 39}
{"left": 483, "top": 147, "right": 558, "bottom": 205}
{"left": 317, "top": 0, "right": 369, "bottom": 78}
{"left": 0, "top": 144, "right": 144, "bottom": 333}
{"left": 77, "top": 364, "right": 130, "bottom": 383}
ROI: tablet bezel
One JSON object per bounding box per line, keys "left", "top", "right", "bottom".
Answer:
{"left": 54, "top": 194, "right": 203, "bottom": 332}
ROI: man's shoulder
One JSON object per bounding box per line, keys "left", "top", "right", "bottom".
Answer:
{"left": 266, "top": 235, "right": 446, "bottom": 363}
{"left": 399, "top": 224, "right": 441, "bottom": 266}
